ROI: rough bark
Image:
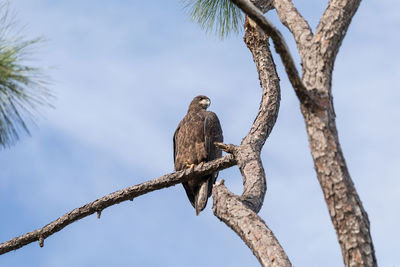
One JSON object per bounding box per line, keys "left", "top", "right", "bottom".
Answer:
{"left": 212, "top": 9, "right": 291, "bottom": 266}
{"left": 272, "top": 0, "right": 313, "bottom": 58}
{"left": 299, "top": 1, "right": 377, "bottom": 266}
{"left": 299, "top": 7, "right": 377, "bottom": 267}
{"left": 314, "top": 0, "right": 362, "bottom": 72}
{"left": 213, "top": 182, "right": 290, "bottom": 267}
{"left": 231, "top": 0, "right": 377, "bottom": 266}
{"left": 239, "top": 14, "right": 280, "bottom": 212}
{"left": 0, "top": 154, "right": 236, "bottom": 255}
{"left": 231, "top": 0, "right": 327, "bottom": 109}
{"left": 300, "top": 102, "right": 376, "bottom": 267}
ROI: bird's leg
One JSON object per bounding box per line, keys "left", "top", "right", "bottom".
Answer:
{"left": 184, "top": 160, "right": 195, "bottom": 169}
{"left": 184, "top": 161, "right": 205, "bottom": 169}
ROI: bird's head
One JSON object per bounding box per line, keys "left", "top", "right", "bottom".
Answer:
{"left": 189, "top": 95, "right": 211, "bottom": 111}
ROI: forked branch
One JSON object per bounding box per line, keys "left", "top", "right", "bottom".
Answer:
{"left": 270, "top": 0, "right": 377, "bottom": 265}
{"left": 230, "top": 0, "right": 327, "bottom": 109}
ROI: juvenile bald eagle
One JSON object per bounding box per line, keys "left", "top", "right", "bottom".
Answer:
{"left": 173, "top": 95, "right": 223, "bottom": 215}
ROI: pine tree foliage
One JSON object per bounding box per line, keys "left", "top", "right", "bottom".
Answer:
{"left": 0, "top": 3, "right": 51, "bottom": 148}
{"left": 183, "top": 0, "right": 243, "bottom": 38}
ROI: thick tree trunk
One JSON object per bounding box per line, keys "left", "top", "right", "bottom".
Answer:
{"left": 299, "top": 1, "right": 377, "bottom": 262}
{"left": 232, "top": 0, "right": 377, "bottom": 265}
{"left": 300, "top": 62, "right": 377, "bottom": 265}
{"left": 300, "top": 102, "right": 376, "bottom": 266}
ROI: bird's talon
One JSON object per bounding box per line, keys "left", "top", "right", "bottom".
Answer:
{"left": 184, "top": 161, "right": 195, "bottom": 169}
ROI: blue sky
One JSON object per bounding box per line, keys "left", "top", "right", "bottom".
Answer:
{"left": 1, "top": 0, "right": 399, "bottom": 266}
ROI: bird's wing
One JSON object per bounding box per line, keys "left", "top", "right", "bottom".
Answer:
{"left": 204, "top": 111, "right": 223, "bottom": 162}
{"left": 203, "top": 111, "right": 223, "bottom": 201}
{"left": 173, "top": 121, "right": 181, "bottom": 164}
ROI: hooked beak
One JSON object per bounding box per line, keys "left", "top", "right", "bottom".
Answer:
{"left": 200, "top": 98, "right": 211, "bottom": 108}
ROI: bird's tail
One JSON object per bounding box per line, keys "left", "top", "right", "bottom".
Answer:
{"left": 194, "top": 180, "right": 209, "bottom": 216}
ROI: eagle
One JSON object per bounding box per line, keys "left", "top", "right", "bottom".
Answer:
{"left": 173, "top": 95, "right": 223, "bottom": 215}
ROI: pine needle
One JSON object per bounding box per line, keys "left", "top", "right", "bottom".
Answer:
{"left": 0, "top": 3, "right": 52, "bottom": 148}
{"left": 183, "top": 0, "right": 244, "bottom": 39}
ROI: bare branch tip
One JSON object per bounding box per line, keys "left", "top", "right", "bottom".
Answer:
{"left": 214, "top": 142, "right": 235, "bottom": 153}
{"left": 39, "top": 236, "right": 44, "bottom": 248}
{"left": 215, "top": 179, "right": 225, "bottom": 186}
{"left": 197, "top": 161, "right": 205, "bottom": 168}
{"left": 97, "top": 210, "right": 102, "bottom": 219}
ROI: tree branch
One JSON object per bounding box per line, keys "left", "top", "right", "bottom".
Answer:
{"left": 299, "top": 102, "right": 377, "bottom": 266}
{"left": 281, "top": 0, "right": 376, "bottom": 265}
{"left": 314, "top": 0, "right": 362, "bottom": 69}
{"left": 234, "top": 1, "right": 376, "bottom": 266}
{"left": 212, "top": 11, "right": 291, "bottom": 266}
{"left": 236, "top": 15, "right": 281, "bottom": 212}
{"left": 213, "top": 182, "right": 291, "bottom": 267}
{"left": 241, "top": 19, "right": 279, "bottom": 149}
{"left": 0, "top": 154, "right": 236, "bottom": 255}
{"left": 272, "top": 0, "right": 313, "bottom": 58}
{"left": 250, "top": 0, "right": 274, "bottom": 13}
{"left": 230, "top": 0, "right": 327, "bottom": 109}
